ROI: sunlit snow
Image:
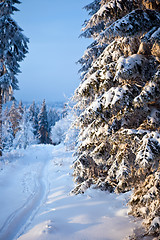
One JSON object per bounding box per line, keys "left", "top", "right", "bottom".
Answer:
{"left": 0, "top": 144, "right": 139, "bottom": 240}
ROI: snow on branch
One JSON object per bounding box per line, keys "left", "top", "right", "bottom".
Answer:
{"left": 98, "top": 9, "right": 160, "bottom": 43}
{"left": 81, "top": 0, "right": 137, "bottom": 38}
{"left": 83, "top": 0, "right": 101, "bottom": 16}
{"left": 114, "top": 54, "right": 148, "bottom": 82}
{"left": 82, "top": 84, "right": 131, "bottom": 114}
{"left": 142, "top": 26, "right": 160, "bottom": 43}
{"left": 135, "top": 132, "right": 160, "bottom": 169}
{"left": 133, "top": 68, "right": 160, "bottom": 107}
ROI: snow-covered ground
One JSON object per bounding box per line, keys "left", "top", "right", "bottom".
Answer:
{"left": 0, "top": 144, "right": 139, "bottom": 240}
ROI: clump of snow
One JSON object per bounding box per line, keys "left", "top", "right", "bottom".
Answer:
{"left": 83, "top": 85, "right": 130, "bottom": 115}
{"left": 104, "top": 85, "right": 129, "bottom": 107}
{"left": 115, "top": 54, "right": 147, "bottom": 81}
{"left": 133, "top": 80, "right": 158, "bottom": 107}
{"left": 76, "top": 72, "right": 98, "bottom": 96}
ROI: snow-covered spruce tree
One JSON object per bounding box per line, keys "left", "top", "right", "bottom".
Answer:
{"left": 38, "top": 100, "right": 51, "bottom": 144}
{"left": 0, "top": 0, "right": 29, "bottom": 155}
{"left": 73, "top": 0, "right": 160, "bottom": 237}
{"left": 28, "top": 101, "right": 39, "bottom": 139}
{"left": 2, "top": 118, "right": 14, "bottom": 150}
{"left": 2, "top": 107, "right": 14, "bottom": 151}
{"left": 17, "top": 100, "right": 24, "bottom": 116}
{"left": 8, "top": 101, "right": 21, "bottom": 136}
{"left": 13, "top": 107, "right": 35, "bottom": 149}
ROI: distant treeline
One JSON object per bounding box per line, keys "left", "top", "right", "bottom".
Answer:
{"left": 2, "top": 100, "right": 66, "bottom": 151}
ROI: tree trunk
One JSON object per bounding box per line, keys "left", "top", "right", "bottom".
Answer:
{"left": 0, "top": 90, "right": 2, "bottom": 157}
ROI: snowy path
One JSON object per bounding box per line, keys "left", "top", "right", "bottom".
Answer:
{"left": 0, "top": 144, "right": 138, "bottom": 240}
{"left": 0, "top": 145, "right": 52, "bottom": 240}
{"left": 0, "top": 168, "right": 45, "bottom": 240}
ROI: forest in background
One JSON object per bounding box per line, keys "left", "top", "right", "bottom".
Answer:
{"left": 2, "top": 100, "right": 66, "bottom": 151}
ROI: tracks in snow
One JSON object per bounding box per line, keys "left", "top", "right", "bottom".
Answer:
{"left": 0, "top": 149, "right": 50, "bottom": 240}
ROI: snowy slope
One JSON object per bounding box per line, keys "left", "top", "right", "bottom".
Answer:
{"left": 0, "top": 144, "right": 138, "bottom": 240}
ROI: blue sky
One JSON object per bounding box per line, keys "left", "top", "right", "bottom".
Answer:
{"left": 14, "top": 0, "right": 91, "bottom": 103}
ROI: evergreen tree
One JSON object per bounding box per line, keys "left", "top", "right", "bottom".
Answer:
{"left": 0, "top": 0, "right": 29, "bottom": 155}
{"left": 73, "top": 0, "right": 160, "bottom": 237}
{"left": 2, "top": 107, "right": 14, "bottom": 151}
{"left": 17, "top": 100, "right": 24, "bottom": 116}
{"left": 38, "top": 100, "right": 51, "bottom": 144}
{"left": 13, "top": 107, "right": 35, "bottom": 149}
{"left": 8, "top": 101, "right": 21, "bottom": 136}
{"left": 28, "top": 101, "right": 39, "bottom": 138}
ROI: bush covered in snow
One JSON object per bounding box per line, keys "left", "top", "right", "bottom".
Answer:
{"left": 51, "top": 112, "right": 78, "bottom": 150}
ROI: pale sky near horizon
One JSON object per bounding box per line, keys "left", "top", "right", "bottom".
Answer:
{"left": 14, "top": 0, "right": 91, "bottom": 103}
